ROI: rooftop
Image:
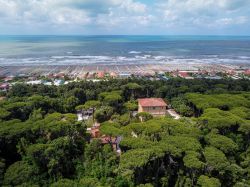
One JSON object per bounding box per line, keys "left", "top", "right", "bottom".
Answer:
{"left": 0, "top": 83, "right": 9, "bottom": 88}
{"left": 244, "top": 69, "right": 250, "bottom": 75}
{"left": 178, "top": 72, "right": 189, "bottom": 77}
{"left": 138, "top": 98, "right": 167, "bottom": 107}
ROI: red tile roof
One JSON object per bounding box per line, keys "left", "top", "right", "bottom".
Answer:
{"left": 0, "top": 83, "right": 9, "bottom": 89}
{"left": 138, "top": 98, "right": 167, "bottom": 107}
{"left": 97, "top": 71, "right": 105, "bottom": 78}
{"left": 244, "top": 69, "right": 250, "bottom": 75}
{"left": 178, "top": 72, "right": 189, "bottom": 77}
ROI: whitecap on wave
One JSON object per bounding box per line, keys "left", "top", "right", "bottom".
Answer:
{"left": 0, "top": 55, "right": 249, "bottom": 66}
{"left": 129, "top": 51, "right": 141, "bottom": 54}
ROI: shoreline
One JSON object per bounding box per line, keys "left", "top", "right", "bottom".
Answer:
{"left": 1, "top": 62, "right": 249, "bottom": 77}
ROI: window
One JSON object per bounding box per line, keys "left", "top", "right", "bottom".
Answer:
{"left": 153, "top": 107, "right": 156, "bottom": 110}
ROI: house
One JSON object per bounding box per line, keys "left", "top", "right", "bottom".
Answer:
{"left": 110, "top": 72, "right": 118, "bottom": 78}
{"left": 138, "top": 98, "right": 167, "bottom": 116}
{"left": 87, "top": 72, "right": 95, "bottom": 79}
{"left": 77, "top": 108, "right": 95, "bottom": 121}
{"left": 119, "top": 73, "right": 131, "bottom": 78}
{"left": 4, "top": 76, "right": 13, "bottom": 82}
{"left": 178, "top": 71, "right": 194, "bottom": 79}
{"left": 97, "top": 71, "right": 105, "bottom": 79}
{"left": 244, "top": 69, "right": 250, "bottom": 76}
{"left": 27, "top": 80, "right": 42, "bottom": 85}
{"left": 100, "top": 136, "right": 122, "bottom": 153}
{"left": 0, "top": 83, "right": 9, "bottom": 92}
{"left": 54, "top": 79, "right": 65, "bottom": 86}
{"left": 91, "top": 128, "right": 100, "bottom": 138}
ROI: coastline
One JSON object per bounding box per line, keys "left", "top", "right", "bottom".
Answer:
{"left": 1, "top": 62, "right": 249, "bottom": 77}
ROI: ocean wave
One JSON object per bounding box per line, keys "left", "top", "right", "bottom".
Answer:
{"left": 0, "top": 55, "right": 249, "bottom": 66}
{"left": 129, "top": 51, "right": 141, "bottom": 54}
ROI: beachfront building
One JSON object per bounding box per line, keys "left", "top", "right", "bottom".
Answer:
{"left": 0, "top": 83, "right": 10, "bottom": 92}
{"left": 110, "top": 72, "right": 118, "bottom": 78}
{"left": 119, "top": 73, "right": 131, "bottom": 78}
{"left": 138, "top": 98, "right": 168, "bottom": 116}
{"left": 97, "top": 71, "right": 105, "bottom": 79}
{"left": 244, "top": 69, "right": 250, "bottom": 76}
{"left": 178, "top": 71, "right": 194, "bottom": 79}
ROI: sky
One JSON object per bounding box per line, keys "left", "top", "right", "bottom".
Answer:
{"left": 0, "top": 0, "right": 250, "bottom": 35}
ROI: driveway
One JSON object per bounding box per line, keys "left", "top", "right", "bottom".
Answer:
{"left": 167, "top": 109, "right": 181, "bottom": 119}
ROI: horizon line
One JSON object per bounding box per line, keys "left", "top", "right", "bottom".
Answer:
{"left": 0, "top": 34, "right": 250, "bottom": 37}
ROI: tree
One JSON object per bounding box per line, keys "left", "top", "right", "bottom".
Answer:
{"left": 183, "top": 151, "right": 205, "bottom": 185}
{"left": 199, "top": 108, "right": 244, "bottom": 134}
{"left": 70, "top": 88, "right": 86, "bottom": 104}
{"left": 171, "top": 97, "right": 193, "bottom": 116}
{"left": 7, "top": 83, "right": 31, "bottom": 97}
{"left": 103, "top": 93, "right": 122, "bottom": 108}
{"left": 94, "top": 106, "right": 114, "bottom": 123}
{"left": 98, "top": 91, "right": 122, "bottom": 109}
{"left": 50, "top": 179, "right": 77, "bottom": 187}
{"left": 124, "top": 101, "right": 138, "bottom": 119}
{"left": 1, "top": 77, "right": 250, "bottom": 186}
{"left": 124, "top": 101, "right": 138, "bottom": 111}
{"left": 4, "top": 101, "right": 33, "bottom": 121}
{"left": 3, "top": 161, "right": 36, "bottom": 186}
{"left": 136, "top": 112, "right": 153, "bottom": 122}
{"left": 64, "top": 96, "right": 79, "bottom": 113}
{"left": 205, "top": 133, "right": 238, "bottom": 154}
{"left": 122, "top": 83, "right": 142, "bottom": 100}
{"left": 204, "top": 147, "right": 229, "bottom": 172}
{"left": 0, "top": 108, "right": 10, "bottom": 120}
{"left": 197, "top": 175, "right": 221, "bottom": 187}
{"left": 76, "top": 100, "right": 101, "bottom": 110}
{"left": 78, "top": 177, "right": 102, "bottom": 187}
{"left": 0, "top": 158, "right": 5, "bottom": 186}
{"left": 26, "top": 136, "right": 84, "bottom": 179}
{"left": 100, "top": 122, "right": 122, "bottom": 148}
{"left": 29, "top": 108, "right": 44, "bottom": 121}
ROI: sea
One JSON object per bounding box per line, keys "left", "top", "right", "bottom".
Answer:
{"left": 0, "top": 35, "right": 250, "bottom": 66}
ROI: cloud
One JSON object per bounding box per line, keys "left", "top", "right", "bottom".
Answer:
{"left": 0, "top": 0, "right": 249, "bottom": 34}
{"left": 120, "top": 0, "right": 146, "bottom": 13}
{"left": 215, "top": 16, "right": 248, "bottom": 26}
{"left": 156, "top": 0, "right": 250, "bottom": 30}
{"left": 0, "top": 0, "right": 148, "bottom": 25}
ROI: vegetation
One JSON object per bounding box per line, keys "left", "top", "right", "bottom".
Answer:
{"left": 0, "top": 78, "right": 250, "bottom": 186}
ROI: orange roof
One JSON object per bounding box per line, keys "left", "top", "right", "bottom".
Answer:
{"left": 97, "top": 71, "right": 105, "bottom": 78}
{"left": 110, "top": 72, "right": 118, "bottom": 77}
{"left": 0, "top": 83, "right": 9, "bottom": 89}
{"left": 138, "top": 98, "right": 167, "bottom": 107}
{"left": 244, "top": 69, "right": 250, "bottom": 75}
{"left": 178, "top": 72, "right": 189, "bottom": 77}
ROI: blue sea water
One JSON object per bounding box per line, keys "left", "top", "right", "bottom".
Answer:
{"left": 0, "top": 35, "right": 250, "bottom": 66}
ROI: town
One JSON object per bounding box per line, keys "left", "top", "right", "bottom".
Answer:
{"left": 1, "top": 63, "right": 250, "bottom": 91}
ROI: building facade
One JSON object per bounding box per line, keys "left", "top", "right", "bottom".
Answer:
{"left": 138, "top": 98, "right": 167, "bottom": 116}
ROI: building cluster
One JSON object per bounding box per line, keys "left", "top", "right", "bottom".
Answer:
{"left": 167, "top": 68, "right": 250, "bottom": 80}
{"left": 1, "top": 66, "right": 250, "bottom": 92}
{"left": 0, "top": 75, "right": 68, "bottom": 92}
{"left": 77, "top": 97, "right": 176, "bottom": 154}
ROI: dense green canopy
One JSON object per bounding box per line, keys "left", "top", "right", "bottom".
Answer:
{"left": 0, "top": 78, "right": 250, "bottom": 186}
